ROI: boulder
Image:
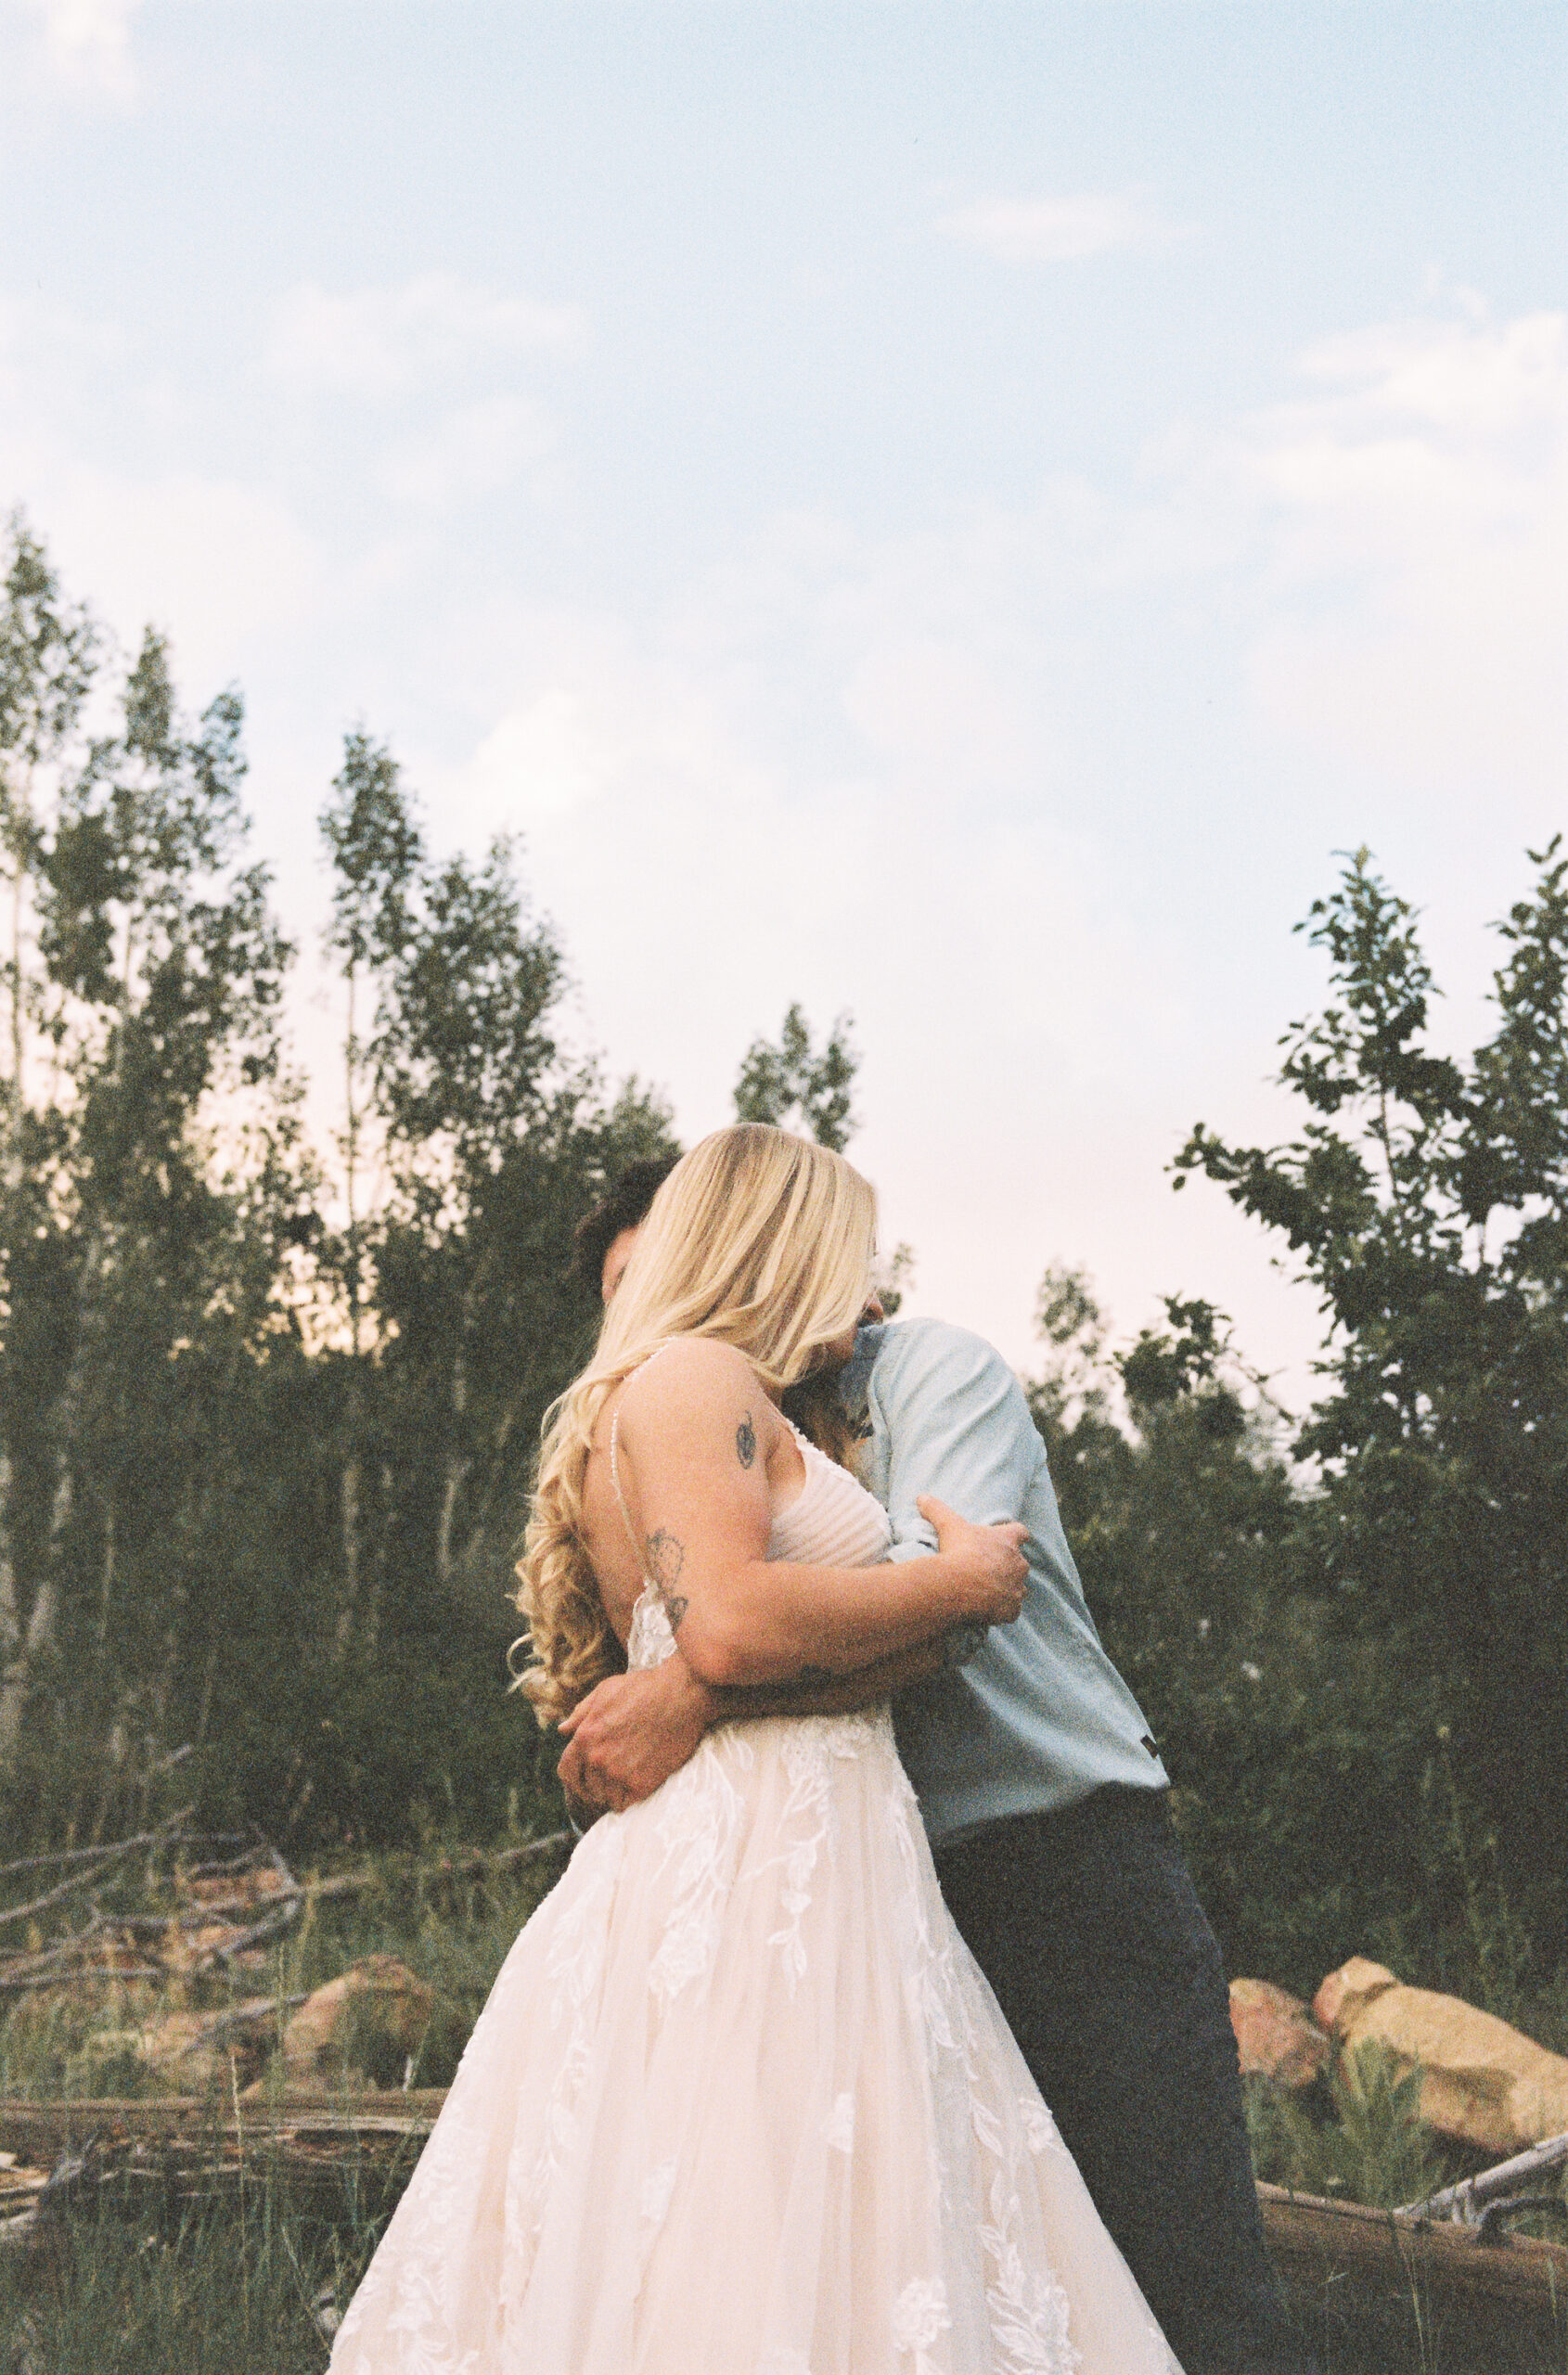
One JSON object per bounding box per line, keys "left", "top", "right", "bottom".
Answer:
{"left": 277, "top": 1955, "right": 434, "bottom": 2092}
{"left": 1229, "top": 1979, "right": 1330, "bottom": 2089}
{"left": 134, "top": 2010, "right": 237, "bottom": 2093}
{"left": 135, "top": 1998, "right": 279, "bottom": 2092}
{"left": 157, "top": 1920, "right": 250, "bottom": 1975}
{"left": 1312, "top": 1957, "right": 1568, "bottom": 2155}
{"left": 1312, "top": 1956, "right": 1400, "bottom": 2036}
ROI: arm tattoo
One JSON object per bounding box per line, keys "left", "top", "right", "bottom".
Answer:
{"left": 645, "top": 1529, "right": 688, "bottom": 1630}
{"left": 736, "top": 1410, "right": 757, "bottom": 1469}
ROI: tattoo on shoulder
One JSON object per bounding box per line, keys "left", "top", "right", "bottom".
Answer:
{"left": 736, "top": 1410, "right": 757, "bottom": 1469}
{"left": 646, "top": 1529, "right": 687, "bottom": 1625}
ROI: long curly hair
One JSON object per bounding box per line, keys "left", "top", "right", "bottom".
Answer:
{"left": 511, "top": 1123, "right": 877, "bottom": 1727}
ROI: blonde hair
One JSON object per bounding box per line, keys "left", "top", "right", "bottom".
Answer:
{"left": 512, "top": 1124, "right": 877, "bottom": 1727}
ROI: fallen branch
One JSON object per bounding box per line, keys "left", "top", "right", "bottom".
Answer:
{"left": 1400, "top": 2129, "right": 1568, "bottom": 2225}
{"left": 309, "top": 1830, "right": 572, "bottom": 1904}
{"left": 0, "top": 1806, "right": 198, "bottom": 1934}
{"left": 0, "top": 1832, "right": 568, "bottom": 1994}
{"left": 0, "top": 1821, "right": 245, "bottom": 1886}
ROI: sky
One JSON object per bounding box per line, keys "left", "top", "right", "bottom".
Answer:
{"left": 2, "top": 0, "right": 1564, "bottom": 1406}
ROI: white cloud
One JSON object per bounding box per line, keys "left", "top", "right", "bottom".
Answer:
{"left": 20, "top": 0, "right": 140, "bottom": 98}
{"left": 418, "top": 555, "right": 1307, "bottom": 1389}
{"left": 0, "top": 292, "right": 328, "bottom": 687}
{"left": 31, "top": 467, "right": 327, "bottom": 689}
{"left": 939, "top": 190, "right": 1191, "bottom": 263}
{"left": 267, "top": 276, "right": 585, "bottom": 396}
{"left": 461, "top": 687, "right": 623, "bottom": 822}
{"left": 380, "top": 395, "right": 555, "bottom": 507}
{"left": 1224, "top": 307, "right": 1568, "bottom": 799}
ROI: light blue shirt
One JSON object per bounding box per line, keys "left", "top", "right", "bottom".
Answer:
{"left": 845, "top": 1317, "right": 1168, "bottom": 1850}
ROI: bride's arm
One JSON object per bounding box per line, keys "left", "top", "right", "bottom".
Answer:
{"left": 612, "top": 1340, "right": 1024, "bottom": 1688}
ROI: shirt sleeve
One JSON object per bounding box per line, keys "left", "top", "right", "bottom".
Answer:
{"left": 876, "top": 1328, "right": 1046, "bottom": 1565}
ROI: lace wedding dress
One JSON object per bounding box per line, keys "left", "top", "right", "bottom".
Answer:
{"left": 329, "top": 1418, "right": 1182, "bottom": 2375}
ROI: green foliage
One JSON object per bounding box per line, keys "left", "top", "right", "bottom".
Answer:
{"left": 1176, "top": 843, "right": 1568, "bottom": 1954}
{"left": 1022, "top": 1263, "right": 1568, "bottom": 2000}
{"left": 733, "top": 1000, "right": 858, "bottom": 1149}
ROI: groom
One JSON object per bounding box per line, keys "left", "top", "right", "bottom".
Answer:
{"left": 559, "top": 1177, "right": 1311, "bottom": 2375}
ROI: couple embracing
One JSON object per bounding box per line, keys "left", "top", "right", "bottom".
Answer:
{"left": 330, "top": 1126, "right": 1309, "bottom": 2375}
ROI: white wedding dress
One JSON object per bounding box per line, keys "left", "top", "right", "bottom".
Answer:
{"left": 330, "top": 1418, "right": 1182, "bottom": 2375}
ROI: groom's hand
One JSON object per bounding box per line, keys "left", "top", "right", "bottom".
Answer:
{"left": 557, "top": 1657, "right": 716, "bottom": 1813}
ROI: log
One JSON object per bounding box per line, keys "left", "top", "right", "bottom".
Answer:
{"left": 0, "top": 1806, "right": 199, "bottom": 1932}
{"left": 3, "top": 2092, "right": 1565, "bottom": 2359}
{"left": 0, "top": 2093, "right": 449, "bottom": 2160}
{"left": 0, "top": 1829, "right": 572, "bottom": 1995}
{"left": 1257, "top": 2182, "right": 1568, "bottom": 2369}
{"left": 0, "top": 2093, "right": 448, "bottom": 2227}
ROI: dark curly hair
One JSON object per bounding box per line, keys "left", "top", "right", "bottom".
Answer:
{"left": 571, "top": 1155, "right": 681, "bottom": 1295}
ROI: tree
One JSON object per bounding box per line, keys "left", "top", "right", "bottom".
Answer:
{"left": 1022, "top": 1266, "right": 1453, "bottom": 1992}
{"left": 296, "top": 742, "right": 682, "bottom": 1840}
{"left": 1176, "top": 844, "right": 1568, "bottom": 1945}
{"left": 0, "top": 512, "right": 97, "bottom": 1149}
{"left": 1, "top": 618, "right": 295, "bottom": 1823}
{"left": 733, "top": 1003, "right": 858, "bottom": 1149}
{"left": 0, "top": 518, "right": 97, "bottom": 1759}
{"left": 318, "top": 731, "right": 424, "bottom": 1656}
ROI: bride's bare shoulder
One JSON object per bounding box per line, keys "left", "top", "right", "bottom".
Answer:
{"left": 616, "top": 1338, "right": 771, "bottom": 1442}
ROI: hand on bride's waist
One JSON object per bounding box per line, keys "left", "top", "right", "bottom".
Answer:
{"left": 559, "top": 1655, "right": 713, "bottom": 1817}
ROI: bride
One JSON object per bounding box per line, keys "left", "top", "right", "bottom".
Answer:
{"left": 328, "top": 1125, "right": 1181, "bottom": 2374}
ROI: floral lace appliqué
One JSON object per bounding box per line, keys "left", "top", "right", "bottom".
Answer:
{"left": 893, "top": 2278, "right": 952, "bottom": 2372}
{"left": 822, "top": 2091, "right": 855, "bottom": 2154}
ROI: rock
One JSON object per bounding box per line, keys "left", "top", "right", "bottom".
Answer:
{"left": 1311, "top": 1956, "right": 1400, "bottom": 2037}
{"left": 157, "top": 1921, "right": 250, "bottom": 1974}
{"left": 134, "top": 1999, "right": 278, "bottom": 2093}
{"left": 1312, "top": 1957, "right": 1568, "bottom": 2154}
{"left": 178, "top": 1867, "right": 290, "bottom": 1910}
{"left": 134, "top": 2010, "right": 235, "bottom": 2092}
{"left": 1229, "top": 1979, "right": 1330, "bottom": 2089}
{"left": 277, "top": 1955, "right": 434, "bottom": 2092}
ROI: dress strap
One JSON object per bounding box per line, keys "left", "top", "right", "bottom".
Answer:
{"left": 607, "top": 1342, "right": 682, "bottom": 1567}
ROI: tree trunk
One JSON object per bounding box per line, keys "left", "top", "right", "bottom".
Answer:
{"left": 334, "top": 1431, "right": 363, "bottom": 1662}
{"left": 0, "top": 1568, "right": 58, "bottom": 1765}
{"left": 96, "top": 1500, "right": 116, "bottom": 1647}
{"left": 0, "top": 1444, "right": 24, "bottom": 1764}
{"left": 436, "top": 1288, "right": 477, "bottom": 1589}
{"left": 358, "top": 1459, "right": 394, "bottom": 1660}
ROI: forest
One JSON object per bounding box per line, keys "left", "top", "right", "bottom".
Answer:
{"left": 2, "top": 508, "right": 1566, "bottom": 2022}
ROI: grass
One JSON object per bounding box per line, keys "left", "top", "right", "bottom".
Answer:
{"left": 1246, "top": 2043, "right": 1451, "bottom": 2212}
{"left": 0, "top": 1829, "right": 562, "bottom": 2370}
{"left": 0, "top": 2175, "right": 381, "bottom": 2374}
{"left": 1247, "top": 2045, "right": 1568, "bottom": 2374}
{"left": 5, "top": 1833, "right": 1568, "bottom": 2372}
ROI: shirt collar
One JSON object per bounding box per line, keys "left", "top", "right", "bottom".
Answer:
{"left": 839, "top": 1322, "right": 885, "bottom": 1425}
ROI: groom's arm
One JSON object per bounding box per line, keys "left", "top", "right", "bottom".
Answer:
{"left": 558, "top": 1324, "right": 1049, "bottom": 1817}
{"left": 556, "top": 1633, "right": 961, "bottom": 1817}
{"left": 879, "top": 1324, "right": 1051, "bottom": 1575}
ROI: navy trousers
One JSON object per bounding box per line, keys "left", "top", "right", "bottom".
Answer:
{"left": 933, "top": 1786, "right": 1315, "bottom": 2375}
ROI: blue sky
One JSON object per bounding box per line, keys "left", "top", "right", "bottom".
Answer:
{"left": 2, "top": 1, "right": 1564, "bottom": 1399}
